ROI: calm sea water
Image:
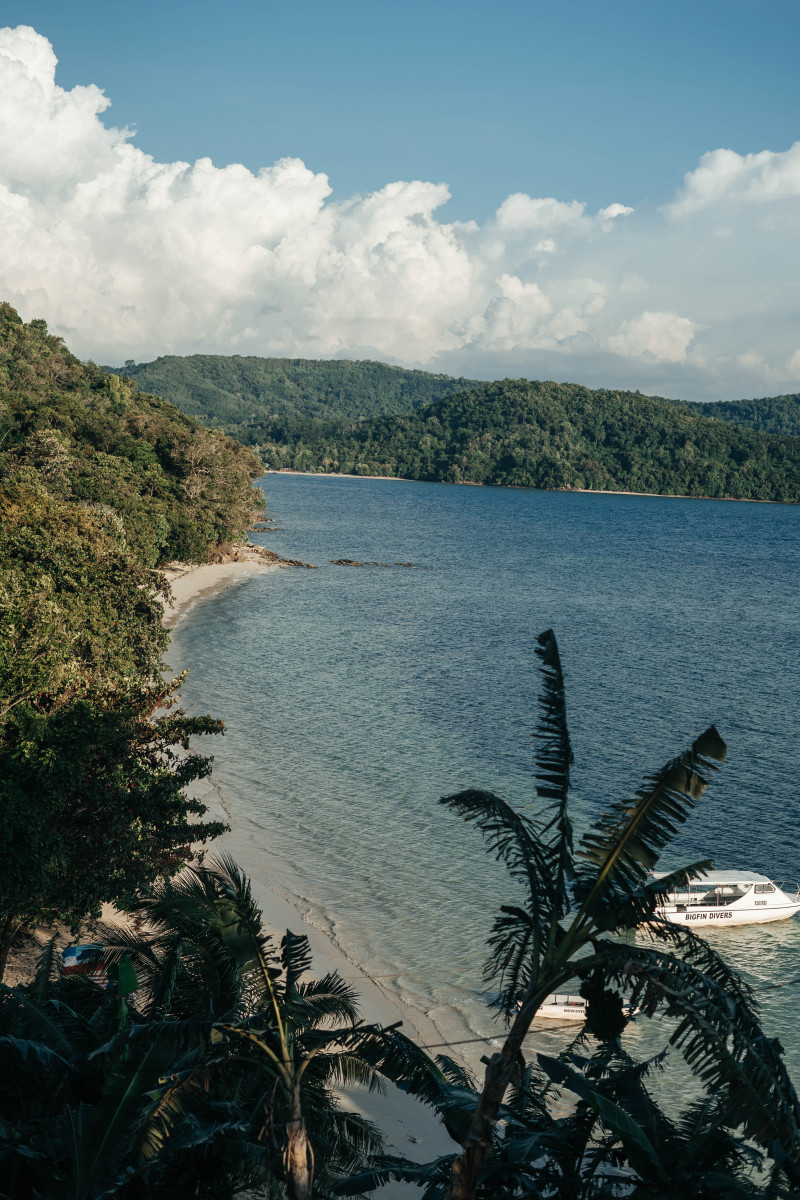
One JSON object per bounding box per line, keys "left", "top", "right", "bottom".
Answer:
{"left": 172, "top": 474, "right": 800, "bottom": 1081}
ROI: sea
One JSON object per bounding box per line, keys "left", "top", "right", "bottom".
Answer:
{"left": 171, "top": 472, "right": 800, "bottom": 1090}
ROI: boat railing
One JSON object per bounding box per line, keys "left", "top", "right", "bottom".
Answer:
{"left": 775, "top": 881, "right": 800, "bottom": 900}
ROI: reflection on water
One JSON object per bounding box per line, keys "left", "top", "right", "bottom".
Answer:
{"left": 173, "top": 473, "right": 800, "bottom": 1088}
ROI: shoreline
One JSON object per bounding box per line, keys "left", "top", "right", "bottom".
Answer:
{"left": 265, "top": 468, "right": 786, "bottom": 505}
{"left": 164, "top": 555, "right": 460, "bottom": 1170}
{"left": 160, "top": 544, "right": 295, "bottom": 627}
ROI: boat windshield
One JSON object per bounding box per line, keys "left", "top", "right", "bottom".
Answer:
{"left": 668, "top": 881, "right": 752, "bottom": 906}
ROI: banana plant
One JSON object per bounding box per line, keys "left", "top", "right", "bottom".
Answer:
{"left": 440, "top": 629, "right": 800, "bottom": 1200}
{"left": 102, "top": 855, "right": 443, "bottom": 1199}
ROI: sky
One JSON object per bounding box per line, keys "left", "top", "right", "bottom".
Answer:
{"left": 1, "top": 1, "right": 799, "bottom": 401}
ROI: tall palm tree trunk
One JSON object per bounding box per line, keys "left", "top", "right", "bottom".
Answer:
{"left": 446, "top": 1006, "right": 533, "bottom": 1200}
{"left": 284, "top": 1079, "right": 314, "bottom": 1200}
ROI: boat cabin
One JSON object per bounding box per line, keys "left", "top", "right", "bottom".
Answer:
{"left": 656, "top": 870, "right": 774, "bottom": 908}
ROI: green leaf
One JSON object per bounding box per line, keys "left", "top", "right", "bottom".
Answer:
{"left": 584, "top": 1089, "right": 666, "bottom": 1183}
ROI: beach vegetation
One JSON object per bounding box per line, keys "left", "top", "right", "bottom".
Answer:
{"left": 0, "top": 856, "right": 440, "bottom": 1199}
{"left": 0, "top": 305, "right": 269, "bottom": 974}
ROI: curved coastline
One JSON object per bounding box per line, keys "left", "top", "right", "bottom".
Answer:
{"left": 166, "top": 558, "right": 460, "bottom": 1163}
{"left": 264, "top": 468, "right": 789, "bottom": 504}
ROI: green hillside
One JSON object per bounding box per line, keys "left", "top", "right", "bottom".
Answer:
{"left": 103, "top": 351, "right": 800, "bottom": 502}
{"left": 107, "top": 352, "right": 800, "bottom": 443}
{"left": 2, "top": 308, "right": 264, "bottom": 566}
{"left": 678, "top": 393, "right": 800, "bottom": 437}
{"left": 259, "top": 378, "right": 800, "bottom": 502}
{"left": 106, "top": 354, "right": 479, "bottom": 440}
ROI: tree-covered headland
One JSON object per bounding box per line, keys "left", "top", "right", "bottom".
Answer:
{"left": 254, "top": 378, "right": 800, "bottom": 501}
{"left": 0, "top": 304, "right": 266, "bottom": 971}
{"left": 109, "top": 353, "right": 800, "bottom": 503}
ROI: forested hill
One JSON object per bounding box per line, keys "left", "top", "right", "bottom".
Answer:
{"left": 1, "top": 306, "right": 263, "bottom": 565}
{"left": 678, "top": 394, "right": 800, "bottom": 437}
{"left": 107, "top": 352, "right": 800, "bottom": 442}
{"left": 106, "top": 354, "right": 479, "bottom": 437}
{"left": 257, "top": 379, "right": 800, "bottom": 502}
{"left": 102, "top": 351, "right": 800, "bottom": 501}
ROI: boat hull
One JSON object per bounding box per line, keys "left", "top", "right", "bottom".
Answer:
{"left": 535, "top": 1001, "right": 588, "bottom": 1021}
{"left": 658, "top": 902, "right": 800, "bottom": 926}
{"left": 534, "top": 996, "right": 639, "bottom": 1021}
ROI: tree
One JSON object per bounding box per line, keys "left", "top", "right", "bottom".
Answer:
{"left": 0, "top": 857, "right": 439, "bottom": 1199}
{"left": 104, "top": 855, "right": 439, "bottom": 1199}
{"left": 0, "top": 483, "right": 227, "bottom": 975}
{"left": 434, "top": 630, "right": 800, "bottom": 1199}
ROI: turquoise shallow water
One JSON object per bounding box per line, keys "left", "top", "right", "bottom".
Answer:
{"left": 172, "top": 474, "right": 800, "bottom": 1079}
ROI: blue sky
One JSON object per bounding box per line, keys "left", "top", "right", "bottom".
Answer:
{"left": 8, "top": 0, "right": 800, "bottom": 220}
{"left": 1, "top": 2, "right": 799, "bottom": 399}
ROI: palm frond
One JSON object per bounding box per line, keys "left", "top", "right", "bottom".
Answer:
{"left": 573, "top": 725, "right": 726, "bottom": 921}
{"left": 593, "top": 858, "right": 715, "bottom": 933}
{"left": 435, "top": 1054, "right": 478, "bottom": 1091}
{"left": 331, "top": 1152, "right": 456, "bottom": 1198}
{"left": 534, "top": 629, "right": 574, "bottom": 910}
{"left": 281, "top": 930, "right": 312, "bottom": 999}
{"left": 31, "top": 934, "right": 62, "bottom": 1006}
{"left": 438, "top": 788, "right": 560, "bottom": 1004}
{"left": 638, "top": 919, "right": 758, "bottom": 1016}
{"left": 592, "top": 939, "right": 800, "bottom": 1179}
{"left": 484, "top": 903, "right": 541, "bottom": 1014}
{"left": 313, "top": 1050, "right": 386, "bottom": 1094}
{"left": 350, "top": 1025, "right": 447, "bottom": 1107}
{"left": 295, "top": 973, "right": 362, "bottom": 1026}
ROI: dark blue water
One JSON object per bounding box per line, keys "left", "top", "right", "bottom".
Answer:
{"left": 172, "top": 474, "right": 800, "bottom": 1074}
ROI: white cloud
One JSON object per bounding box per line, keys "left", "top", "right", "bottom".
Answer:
{"left": 668, "top": 143, "right": 800, "bottom": 218}
{"left": 598, "top": 203, "right": 634, "bottom": 220}
{"left": 609, "top": 312, "right": 697, "bottom": 363}
{"left": 0, "top": 25, "right": 799, "bottom": 402}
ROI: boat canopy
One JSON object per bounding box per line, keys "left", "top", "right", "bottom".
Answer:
{"left": 654, "top": 869, "right": 772, "bottom": 886}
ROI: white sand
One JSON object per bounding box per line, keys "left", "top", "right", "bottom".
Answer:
{"left": 161, "top": 550, "right": 282, "bottom": 628}
{"left": 162, "top": 554, "right": 462, "bottom": 1184}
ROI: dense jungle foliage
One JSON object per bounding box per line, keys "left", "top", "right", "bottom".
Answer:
{"left": 1, "top": 306, "right": 264, "bottom": 566}
{"left": 107, "top": 353, "right": 478, "bottom": 439}
{"left": 260, "top": 379, "right": 800, "bottom": 502}
{"left": 679, "top": 393, "right": 800, "bottom": 437}
{"left": 0, "top": 304, "right": 268, "bottom": 967}
{"left": 107, "top": 352, "right": 800, "bottom": 500}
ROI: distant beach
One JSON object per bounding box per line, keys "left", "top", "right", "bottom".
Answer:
{"left": 265, "top": 468, "right": 783, "bottom": 504}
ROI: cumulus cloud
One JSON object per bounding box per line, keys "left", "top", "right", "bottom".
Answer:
{"left": 609, "top": 311, "right": 697, "bottom": 363}
{"left": 1, "top": 25, "right": 799, "bottom": 401}
{"left": 668, "top": 143, "right": 800, "bottom": 216}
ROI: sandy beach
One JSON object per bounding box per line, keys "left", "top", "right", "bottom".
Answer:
{"left": 160, "top": 547, "right": 284, "bottom": 628}
{"left": 162, "top": 551, "right": 461, "bottom": 1180}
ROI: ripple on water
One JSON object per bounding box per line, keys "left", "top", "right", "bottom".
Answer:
{"left": 173, "top": 474, "right": 800, "bottom": 1085}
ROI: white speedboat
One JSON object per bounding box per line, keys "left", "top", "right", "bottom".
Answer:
{"left": 654, "top": 870, "right": 800, "bottom": 926}
{"left": 534, "top": 994, "right": 638, "bottom": 1021}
